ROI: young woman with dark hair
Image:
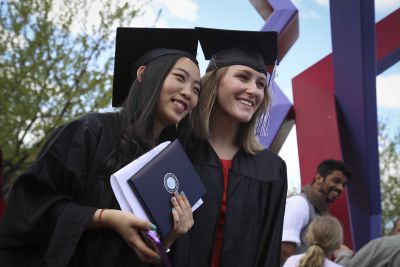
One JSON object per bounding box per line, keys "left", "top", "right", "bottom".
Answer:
{"left": 0, "top": 28, "right": 200, "bottom": 267}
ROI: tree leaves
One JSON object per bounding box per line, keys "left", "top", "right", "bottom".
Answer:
{"left": 0, "top": 0, "right": 144, "bottom": 194}
{"left": 379, "top": 121, "right": 400, "bottom": 235}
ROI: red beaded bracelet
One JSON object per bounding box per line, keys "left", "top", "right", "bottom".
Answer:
{"left": 98, "top": 208, "right": 106, "bottom": 227}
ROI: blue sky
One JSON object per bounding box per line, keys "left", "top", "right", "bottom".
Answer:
{"left": 130, "top": 0, "right": 399, "bottom": 190}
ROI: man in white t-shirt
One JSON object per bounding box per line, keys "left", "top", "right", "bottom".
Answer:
{"left": 280, "top": 159, "right": 351, "bottom": 266}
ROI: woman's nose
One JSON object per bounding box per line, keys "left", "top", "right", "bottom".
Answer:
{"left": 180, "top": 84, "right": 192, "bottom": 99}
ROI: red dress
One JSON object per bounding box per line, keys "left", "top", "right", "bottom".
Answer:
{"left": 211, "top": 159, "right": 232, "bottom": 267}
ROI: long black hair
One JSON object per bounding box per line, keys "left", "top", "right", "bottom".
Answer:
{"left": 107, "top": 54, "right": 188, "bottom": 172}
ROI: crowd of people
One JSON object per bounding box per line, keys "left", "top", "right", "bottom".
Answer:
{"left": 280, "top": 161, "right": 400, "bottom": 267}
{"left": 0, "top": 26, "right": 398, "bottom": 267}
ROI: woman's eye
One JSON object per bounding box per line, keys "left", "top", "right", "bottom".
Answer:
{"left": 257, "top": 82, "right": 266, "bottom": 89}
{"left": 237, "top": 74, "right": 248, "bottom": 81}
{"left": 174, "top": 73, "right": 185, "bottom": 81}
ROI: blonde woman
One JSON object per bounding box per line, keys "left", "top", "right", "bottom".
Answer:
{"left": 283, "top": 216, "right": 344, "bottom": 267}
{"left": 172, "top": 27, "right": 287, "bottom": 267}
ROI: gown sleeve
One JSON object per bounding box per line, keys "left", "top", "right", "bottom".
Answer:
{"left": 0, "top": 120, "right": 100, "bottom": 266}
{"left": 257, "top": 158, "right": 288, "bottom": 267}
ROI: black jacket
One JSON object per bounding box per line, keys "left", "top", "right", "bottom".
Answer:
{"left": 171, "top": 138, "right": 287, "bottom": 267}
{"left": 0, "top": 113, "right": 156, "bottom": 267}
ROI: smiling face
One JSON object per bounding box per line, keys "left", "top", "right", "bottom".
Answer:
{"left": 156, "top": 57, "right": 200, "bottom": 128}
{"left": 214, "top": 65, "right": 267, "bottom": 124}
{"left": 314, "top": 170, "right": 348, "bottom": 203}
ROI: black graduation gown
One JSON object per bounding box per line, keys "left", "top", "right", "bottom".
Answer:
{"left": 171, "top": 139, "right": 287, "bottom": 267}
{"left": 0, "top": 112, "right": 156, "bottom": 267}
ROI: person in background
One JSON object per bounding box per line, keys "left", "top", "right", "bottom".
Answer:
{"left": 391, "top": 217, "right": 400, "bottom": 235}
{"left": 334, "top": 234, "right": 400, "bottom": 267}
{"left": 0, "top": 27, "right": 201, "bottom": 267}
{"left": 283, "top": 216, "right": 344, "bottom": 267}
{"left": 281, "top": 159, "right": 352, "bottom": 265}
{"left": 172, "top": 27, "right": 287, "bottom": 267}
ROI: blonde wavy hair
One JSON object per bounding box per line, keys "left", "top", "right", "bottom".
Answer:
{"left": 190, "top": 66, "right": 271, "bottom": 154}
{"left": 298, "top": 216, "right": 343, "bottom": 267}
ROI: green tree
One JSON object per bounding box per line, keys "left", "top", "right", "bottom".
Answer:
{"left": 0, "top": 0, "right": 144, "bottom": 193}
{"left": 379, "top": 121, "right": 400, "bottom": 235}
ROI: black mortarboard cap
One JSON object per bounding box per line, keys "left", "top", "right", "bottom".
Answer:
{"left": 112, "top": 27, "right": 199, "bottom": 107}
{"left": 196, "top": 27, "right": 278, "bottom": 75}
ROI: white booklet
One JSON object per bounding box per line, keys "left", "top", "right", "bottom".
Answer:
{"left": 110, "top": 141, "right": 203, "bottom": 222}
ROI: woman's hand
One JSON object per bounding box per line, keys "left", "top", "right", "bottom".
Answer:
{"left": 95, "top": 209, "right": 161, "bottom": 264}
{"left": 163, "top": 191, "right": 194, "bottom": 248}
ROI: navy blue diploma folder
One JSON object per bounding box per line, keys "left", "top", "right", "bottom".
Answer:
{"left": 127, "top": 140, "right": 206, "bottom": 238}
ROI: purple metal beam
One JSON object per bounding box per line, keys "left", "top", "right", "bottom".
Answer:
{"left": 292, "top": 7, "right": 400, "bottom": 249}
{"left": 259, "top": 82, "right": 294, "bottom": 151}
{"left": 329, "top": 0, "right": 380, "bottom": 249}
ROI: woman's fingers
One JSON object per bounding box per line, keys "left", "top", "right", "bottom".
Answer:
{"left": 180, "top": 192, "right": 193, "bottom": 221}
{"left": 171, "top": 194, "right": 184, "bottom": 216}
{"left": 128, "top": 213, "right": 157, "bottom": 232}
{"left": 171, "top": 204, "right": 181, "bottom": 231}
{"left": 178, "top": 192, "right": 193, "bottom": 229}
{"left": 171, "top": 192, "right": 194, "bottom": 233}
{"left": 110, "top": 210, "right": 160, "bottom": 264}
{"left": 128, "top": 231, "right": 160, "bottom": 259}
